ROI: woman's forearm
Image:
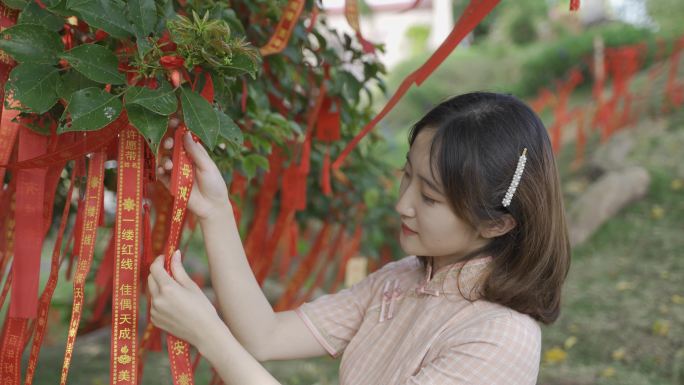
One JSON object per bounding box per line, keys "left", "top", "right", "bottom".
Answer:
{"left": 199, "top": 204, "right": 277, "bottom": 356}
{"left": 198, "top": 320, "right": 282, "bottom": 385}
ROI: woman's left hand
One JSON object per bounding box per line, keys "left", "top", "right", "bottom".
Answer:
{"left": 147, "top": 250, "right": 223, "bottom": 347}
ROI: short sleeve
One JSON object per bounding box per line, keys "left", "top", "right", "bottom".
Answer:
{"left": 401, "top": 314, "right": 541, "bottom": 385}
{"left": 295, "top": 260, "right": 395, "bottom": 358}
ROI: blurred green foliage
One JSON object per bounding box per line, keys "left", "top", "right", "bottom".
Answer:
{"left": 516, "top": 23, "right": 657, "bottom": 96}
{"left": 645, "top": 0, "right": 684, "bottom": 35}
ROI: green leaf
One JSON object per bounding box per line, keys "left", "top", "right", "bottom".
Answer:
{"left": 127, "top": 0, "right": 156, "bottom": 37}
{"left": 57, "top": 70, "right": 100, "bottom": 101}
{"left": 41, "top": 0, "right": 64, "bottom": 7}
{"left": 125, "top": 86, "right": 177, "bottom": 115}
{"left": 215, "top": 109, "right": 243, "bottom": 145}
{"left": 219, "top": 54, "right": 260, "bottom": 79}
{"left": 180, "top": 87, "right": 218, "bottom": 150}
{"left": 136, "top": 36, "right": 154, "bottom": 57}
{"left": 42, "top": 0, "right": 74, "bottom": 17}
{"left": 60, "top": 44, "right": 126, "bottom": 84}
{"left": 0, "top": 24, "right": 63, "bottom": 64}
{"left": 126, "top": 104, "right": 167, "bottom": 154}
{"left": 6, "top": 63, "right": 61, "bottom": 114}
{"left": 2, "top": 0, "right": 28, "bottom": 10}
{"left": 18, "top": 1, "right": 64, "bottom": 31}
{"left": 62, "top": 87, "right": 122, "bottom": 132}
{"left": 243, "top": 154, "right": 269, "bottom": 177}
{"left": 363, "top": 188, "right": 380, "bottom": 208}
{"left": 69, "top": 0, "right": 134, "bottom": 39}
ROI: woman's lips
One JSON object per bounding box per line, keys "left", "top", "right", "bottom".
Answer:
{"left": 402, "top": 223, "right": 417, "bottom": 235}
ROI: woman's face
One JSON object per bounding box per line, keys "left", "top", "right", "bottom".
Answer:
{"left": 394, "top": 129, "right": 488, "bottom": 269}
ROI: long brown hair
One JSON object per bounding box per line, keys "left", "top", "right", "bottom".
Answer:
{"left": 409, "top": 92, "right": 571, "bottom": 325}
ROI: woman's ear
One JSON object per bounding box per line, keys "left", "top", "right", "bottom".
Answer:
{"left": 480, "top": 214, "right": 516, "bottom": 238}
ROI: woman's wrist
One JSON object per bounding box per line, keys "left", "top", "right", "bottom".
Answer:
{"left": 197, "top": 318, "right": 233, "bottom": 361}
{"left": 197, "top": 320, "right": 282, "bottom": 385}
{"left": 198, "top": 201, "right": 235, "bottom": 226}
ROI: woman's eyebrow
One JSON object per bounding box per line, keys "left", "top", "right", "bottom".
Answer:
{"left": 405, "top": 153, "right": 444, "bottom": 195}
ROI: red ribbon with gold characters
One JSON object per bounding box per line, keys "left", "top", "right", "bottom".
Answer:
{"left": 162, "top": 125, "right": 197, "bottom": 385}
{"left": 110, "top": 124, "right": 145, "bottom": 385}
{"left": 259, "top": 0, "right": 305, "bottom": 56}
{"left": 24, "top": 162, "right": 78, "bottom": 385}
{"left": 59, "top": 151, "right": 106, "bottom": 385}
{"left": 0, "top": 121, "right": 48, "bottom": 385}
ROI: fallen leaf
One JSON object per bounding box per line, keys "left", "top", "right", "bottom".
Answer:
{"left": 652, "top": 319, "right": 670, "bottom": 337}
{"left": 616, "top": 281, "right": 634, "bottom": 291}
{"left": 612, "top": 347, "right": 626, "bottom": 361}
{"left": 650, "top": 205, "right": 664, "bottom": 219}
{"left": 672, "top": 294, "right": 684, "bottom": 304}
{"left": 564, "top": 336, "right": 577, "bottom": 350}
{"left": 600, "top": 367, "right": 616, "bottom": 378}
{"left": 544, "top": 346, "right": 567, "bottom": 364}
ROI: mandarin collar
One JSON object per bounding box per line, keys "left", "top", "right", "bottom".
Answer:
{"left": 414, "top": 255, "right": 493, "bottom": 297}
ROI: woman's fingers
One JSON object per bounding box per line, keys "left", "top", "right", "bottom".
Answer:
{"left": 156, "top": 167, "right": 170, "bottom": 188}
{"left": 150, "top": 255, "right": 175, "bottom": 287}
{"left": 163, "top": 137, "right": 173, "bottom": 150}
{"left": 147, "top": 272, "right": 160, "bottom": 297}
{"left": 170, "top": 250, "right": 196, "bottom": 289}
{"left": 182, "top": 132, "right": 213, "bottom": 172}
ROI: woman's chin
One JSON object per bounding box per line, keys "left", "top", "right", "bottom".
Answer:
{"left": 398, "top": 232, "right": 418, "bottom": 253}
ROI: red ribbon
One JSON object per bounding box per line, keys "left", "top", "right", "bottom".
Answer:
{"left": 0, "top": 114, "right": 127, "bottom": 169}
{"left": 259, "top": 0, "right": 306, "bottom": 56}
{"left": 110, "top": 125, "right": 145, "bottom": 385}
{"left": 163, "top": 125, "right": 197, "bottom": 385}
{"left": 60, "top": 151, "right": 106, "bottom": 385}
{"left": 332, "top": 0, "right": 501, "bottom": 172}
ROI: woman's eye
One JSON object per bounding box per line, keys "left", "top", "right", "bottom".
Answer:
{"left": 422, "top": 194, "right": 436, "bottom": 205}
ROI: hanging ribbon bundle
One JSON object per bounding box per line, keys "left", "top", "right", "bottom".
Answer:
{"left": 315, "top": 64, "right": 342, "bottom": 197}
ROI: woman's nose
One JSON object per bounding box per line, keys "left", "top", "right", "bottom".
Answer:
{"left": 394, "top": 189, "right": 415, "bottom": 217}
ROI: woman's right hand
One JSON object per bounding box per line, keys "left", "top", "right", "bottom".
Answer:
{"left": 156, "top": 131, "right": 232, "bottom": 222}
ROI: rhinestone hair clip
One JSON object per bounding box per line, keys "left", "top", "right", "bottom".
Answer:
{"left": 502, "top": 148, "right": 527, "bottom": 207}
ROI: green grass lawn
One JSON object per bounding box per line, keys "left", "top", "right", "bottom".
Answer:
{"left": 537, "top": 115, "right": 684, "bottom": 384}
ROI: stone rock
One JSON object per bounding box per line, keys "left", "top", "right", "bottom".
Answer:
{"left": 568, "top": 166, "right": 650, "bottom": 247}
{"left": 587, "top": 131, "right": 635, "bottom": 176}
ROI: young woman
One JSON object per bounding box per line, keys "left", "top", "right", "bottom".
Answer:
{"left": 147, "top": 91, "right": 571, "bottom": 384}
